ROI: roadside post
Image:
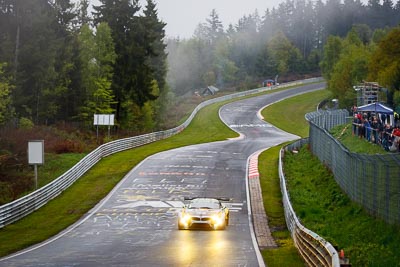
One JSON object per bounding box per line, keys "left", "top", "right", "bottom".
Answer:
{"left": 28, "top": 140, "right": 44, "bottom": 190}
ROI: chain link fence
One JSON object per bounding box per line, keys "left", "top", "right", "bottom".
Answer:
{"left": 306, "top": 109, "right": 400, "bottom": 224}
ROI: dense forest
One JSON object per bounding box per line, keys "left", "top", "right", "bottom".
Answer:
{"left": 1, "top": 0, "right": 400, "bottom": 133}
{"left": 0, "top": 0, "right": 168, "bottom": 132}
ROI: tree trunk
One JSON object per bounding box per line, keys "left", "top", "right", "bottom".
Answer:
{"left": 14, "top": 20, "right": 20, "bottom": 80}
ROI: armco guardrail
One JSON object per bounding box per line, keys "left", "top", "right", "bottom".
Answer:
{"left": 280, "top": 141, "right": 340, "bottom": 267}
{"left": 0, "top": 77, "right": 323, "bottom": 228}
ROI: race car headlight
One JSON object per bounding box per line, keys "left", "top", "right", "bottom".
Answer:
{"left": 180, "top": 214, "right": 192, "bottom": 225}
{"left": 211, "top": 214, "right": 224, "bottom": 226}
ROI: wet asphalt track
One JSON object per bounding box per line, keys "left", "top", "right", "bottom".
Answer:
{"left": 0, "top": 82, "right": 325, "bottom": 267}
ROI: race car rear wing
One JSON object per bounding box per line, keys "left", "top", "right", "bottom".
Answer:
{"left": 184, "top": 196, "right": 231, "bottom": 202}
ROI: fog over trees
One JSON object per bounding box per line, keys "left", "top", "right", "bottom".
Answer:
{"left": 0, "top": 0, "right": 400, "bottom": 132}
{"left": 167, "top": 0, "right": 400, "bottom": 99}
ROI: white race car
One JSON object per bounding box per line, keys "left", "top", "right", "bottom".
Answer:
{"left": 177, "top": 197, "right": 230, "bottom": 230}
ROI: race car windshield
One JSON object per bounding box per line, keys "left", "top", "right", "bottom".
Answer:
{"left": 188, "top": 202, "right": 220, "bottom": 209}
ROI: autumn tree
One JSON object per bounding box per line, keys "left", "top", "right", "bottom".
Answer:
{"left": 368, "top": 27, "right": 400, "bottom": 107}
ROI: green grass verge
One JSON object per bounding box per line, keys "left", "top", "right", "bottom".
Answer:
{"left": 39, "top": 153, "right": 87, "bottom": 187}
{"left": 1, "top": 153, "right": 87, "bottom": 205}
{"left": 259, "top": 89, "right": 331, "bottom": 266}
{"left": 261, "top": 89, "right": 332, "bottom": 138}
{"left": 330, "top": 123, "right": 389, "bottom": 154}
{"left": 258, "top": 146, "right": 305, "bottom": 267}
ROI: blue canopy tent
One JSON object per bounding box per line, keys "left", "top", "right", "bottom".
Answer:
{"left": 357, "top": 102, "right": 393, "bottom": 114}
{"left": 357, "top": 102, "right": 394, "bottom": 125}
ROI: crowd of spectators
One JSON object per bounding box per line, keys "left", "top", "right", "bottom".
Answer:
{"left": 352, "top": 112, "right": 400, "bottom": 152}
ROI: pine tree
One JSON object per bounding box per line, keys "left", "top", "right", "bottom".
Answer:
{"left": 205, "top": 9, "right": 224, "bottom": 46}
{"left": 141, "top": 0, "right": 169, "bottom": 129}
{"left": 142, "top": 0, "right": 167, "bottom": 91}
{"left": 77, "top": 0, "right": 91, "bottom": 26}
{"left": 93, "top": 0, "right": 171, "bottom": 129}
{"left": 93, "top": 0, "right": 141, "bottom": 126}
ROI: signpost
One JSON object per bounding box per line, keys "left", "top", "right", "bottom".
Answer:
{"left": 28, "top": 140, "right": 44, "bottom": 190}
{"left": 94, "top": 114, "right": 115, "bottom": 142}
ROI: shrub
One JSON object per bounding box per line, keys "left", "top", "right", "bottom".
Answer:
{"left": 0, "top": 181, "right": 13, "bottom": 204}
{"left": 53, "top": 139, "right": 85, "bottom": 154}
{"left": 19, "top": 117, "right": 34, "bottom": 129}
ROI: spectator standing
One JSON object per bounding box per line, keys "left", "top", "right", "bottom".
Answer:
{"left": 352, "top": 114, "right": 358, "bottom": 136}
{"left": 383, "top": 124, "right": 393, "bottom": 151}
{"left": 356, "top": 113, "right": 363, "bottom": 138}
{"left": 378, "top": 118, "right": 384, "bottom": 144}
{"left": 359, "top": 117, "right": 365, "bottom": 139}
{"left": 371, "top": 117, "right": 379, "bottom": 143}
{"left": 391, "top": 127, "right": 400, "bottom": 152}
{"left": 364, "top": 118, "right": 371, "bottom": 141}
{"left": 381, "top": 113, "right": 387, "bottom": 125}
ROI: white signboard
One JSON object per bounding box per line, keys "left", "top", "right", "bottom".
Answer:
{"left": 28, "top": 140, "right": 44, "bottom": 165}
{"left": 94, "top": 114, "right": 115, "bottom": 126}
